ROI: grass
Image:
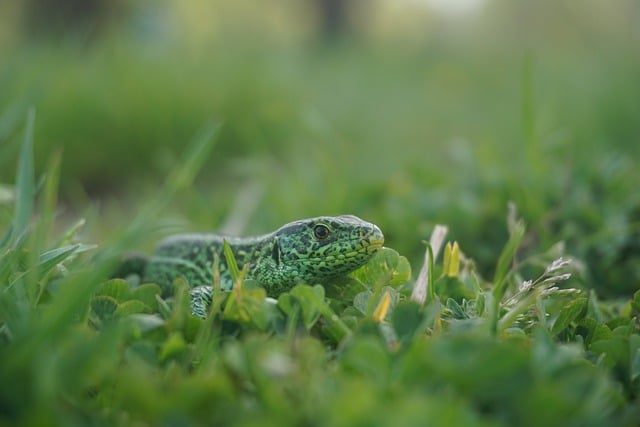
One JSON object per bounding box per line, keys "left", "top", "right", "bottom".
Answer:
{"left": 1, "top": 2, "right": 640, "bottom": 424}
{"left": 1, "top": 109, "right": 639, "bottom": 426}
{"left": 2, "top": 34, "right": 639, "bottom": 297}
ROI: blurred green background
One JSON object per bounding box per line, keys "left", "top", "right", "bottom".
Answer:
{"left": 1, "top": 0, "right": 639, "bottom": 295}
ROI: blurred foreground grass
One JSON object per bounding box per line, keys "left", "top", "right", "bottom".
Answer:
{"left": 1, "top": 1, "right": 640, "bottom": 425}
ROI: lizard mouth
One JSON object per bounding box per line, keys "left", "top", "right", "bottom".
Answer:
{"left": 298, "top": 237, "right": 385, "bottom": 264}
{"left": 368, "top": 236, "right": 384, "bottom": 250}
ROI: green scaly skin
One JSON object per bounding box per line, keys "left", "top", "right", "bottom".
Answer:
{"left": 140, "top": 215, "right": 384, "bottom": 318}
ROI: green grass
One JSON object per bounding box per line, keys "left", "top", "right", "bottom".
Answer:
{"left": 1, "top": 110, "right": 639, "bottom": 426}
{"left": 1, "top": 2, "right": 640, "bottom": 424}
{"left": 2, "top": 33, "right": 638, "bottom": 297}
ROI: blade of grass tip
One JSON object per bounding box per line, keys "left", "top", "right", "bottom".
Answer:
{"left": 165, "top": 120, "right": 222, "bottom": 196}
{"left": 222, "top": 240, "right": 240, "bottom": 283}
{"left": 412, "top": 225, "right": 448, "bottom": 305}
{"left": 492, "top": 220, "right": 526, "bottom": 300}
{"left": 411, "top": 245, "right": 429, "bottom": 305}
{"left": 490, "top": 219, "right": 526, "bottom": 335}
{"left": 101, "top": 121, "right": 223, "bottom": 259}
{"left": 219, "top": 181, "right": 263, "bottom": 236}
{"left": 12, "top": 108, "right": 36, "bottom": 246}
{"left": 132, "top": 121, "right": 221, "bottom": 227}
{"left": 34, "top": 149, "right": 62, "bottom": 252}
{"left": 5, "top": 244, "right": 86, "bottom": 291}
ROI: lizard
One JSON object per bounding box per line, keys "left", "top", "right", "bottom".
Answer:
{"left": 119, "top": 215, "right": 384, "bottom": 318}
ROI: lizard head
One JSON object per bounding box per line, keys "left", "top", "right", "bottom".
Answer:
{"left": 254, "top": 215, "right": 384, "bottom": 294}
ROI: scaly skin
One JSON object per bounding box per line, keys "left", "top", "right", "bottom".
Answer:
{"left": 141, "top": 215, "right": 384, "bottom": 318}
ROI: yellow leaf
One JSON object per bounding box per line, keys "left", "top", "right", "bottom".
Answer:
{"left": 373, "top": 291, "right": 391, "bottom": 323}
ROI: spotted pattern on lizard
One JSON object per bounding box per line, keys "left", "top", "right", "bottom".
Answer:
{"left": 134, "top": 215, "right": 384, "bottom": 318}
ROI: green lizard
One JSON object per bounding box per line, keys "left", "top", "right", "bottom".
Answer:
{"left": 120, "top": 215, "right": 384, "bottom": 318}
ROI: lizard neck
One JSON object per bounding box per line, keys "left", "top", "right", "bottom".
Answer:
{"left": 244, "top": 234, "right": 298, "bottom": 296}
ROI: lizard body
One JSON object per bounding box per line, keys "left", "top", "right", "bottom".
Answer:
{"left": 130, "top": 215, "right": 384, "bottom": 317}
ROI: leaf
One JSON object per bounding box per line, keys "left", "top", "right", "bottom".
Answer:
{"left": 289, "top": 285, "right": 324, "bottom": 329}
{"left": 37, "top": 244, "right": 96, "bottom": 276}
{"left": 91, "top": 295, "right": 119, "bottom": 320}
{"left": 156, "top": 294, "right": 173, "bottom": 319}
{"left": 128, "top": 313, "right": 166, "bottom": 334}
{"left": 391, "top": 301, "right": 427, "bottom": 344}
{"left": 223, "top": 282, "right": 270, "bottom": 330}
{"left": 353, "top": 290, "right": 372, "bottom": 315}
{"left": 445, "top": 298, "right": 468, "bottom": 319}
{"left": 591, "top": 336, "right": 628, "bottom": 369}
{"left": 98, "top": 279, "right": 132, "bottom": 302}
{"left": 551, "top": 297, "right": 587, "bottom": 335}
{"left": 388, "top": 253, "right": 412, "bottom": 286}
{"left": 131, "top": 283, "right": 162, "bottom": 310}
{"left": 630, "top": 334, "right": 640, "bottom": 381}
{"left": 324, "top": 276, "right": 365, "bottom": 304}
{"left": 589, "top": 323, "right": 612, "bottom": 346}
{"left": 277, "top": 293, "right": 295, "bottom": 316}
{"left": 351, "top": 247, "right": 411, "bottom": 287}
{"left": 160, "top": 332, "right": 187, "bottom": 362}
{"left": 475, "top": 292, "right": 486, "bottom": 317}
{"left": 340, "top": 336, "right": 390, "bottom": 385}
{"left": 631, "top": 290, "right": 640, "bottom": 313}
{"left": 280, "top": 284, "right": 351, "bottom": 340}
{"left": 115, "top": 300, "right": 153, "bottom": 316}
{"left": 372, "top": 291, "right": 391, "bottom": 323}
{"left": 531, "top": 326, "right": 583, "bottom": 377}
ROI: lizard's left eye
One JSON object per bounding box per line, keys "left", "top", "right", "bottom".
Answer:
{"left": 313, "top": 224, "right": 330, "bottom": 240}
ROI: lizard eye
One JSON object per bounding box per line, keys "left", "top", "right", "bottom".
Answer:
{"left": 313, "top": 224, "right": 330, "bottom": 240}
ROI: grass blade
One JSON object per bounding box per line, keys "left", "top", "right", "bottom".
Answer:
{"left": 12, "top": 108, "right": 36, "bottom": 245}
{"left": 222, "top": 239, "right": 240, "bottom": 283}
{"left": 118, "top": 121, "right": 223, "bottom": 248}
{"left": 412, "top": 225, "right": 448, "bottom": 305}
{"left": 490, "top": 219, "right": 526, "bottom": 334}
{"left": 34, "top": 149, "right": 62, "bottom": 252}
{"left": 165, "top": 120, "right": 223, "bottom": 195}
